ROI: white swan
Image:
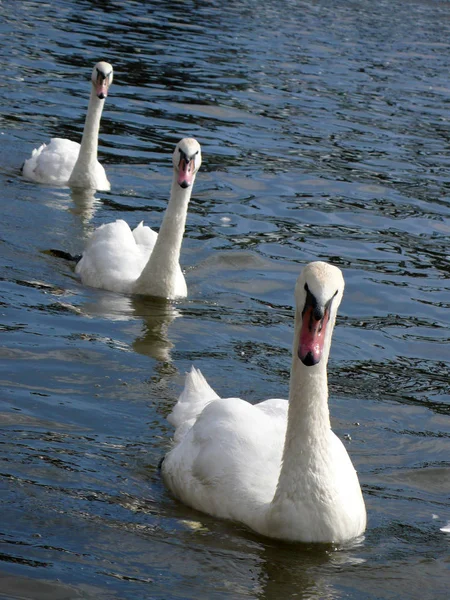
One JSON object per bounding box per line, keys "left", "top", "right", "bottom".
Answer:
{"left": 22, "top": 61, "right": 113, "bottom": 191}
{"left": 162, "top": 262, "right": 367, "bottom": 543}
{"left": 76, "top": 137, "right": 202, "bottom": 299}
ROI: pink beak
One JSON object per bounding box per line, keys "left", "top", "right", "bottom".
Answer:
{"left": 96, "top": 76, "right": 109, "bottom": 100}
{"left": 177, "top": 157, "right": 195, "bottom": 188}
{"left": 298, "top": 305, "right": 330, "bottom": 366}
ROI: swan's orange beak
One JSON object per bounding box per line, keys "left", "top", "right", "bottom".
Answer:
{"left": 298, "top": 303, "right": 330, "bottom": 366}
{"left": 177, "top": 157, "right": 195, "bottom": 189}
{"left": 95, "top": 74, "right": 110, "bottom": 100}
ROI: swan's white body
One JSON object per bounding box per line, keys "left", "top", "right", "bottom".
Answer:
{"left": 76, "top": 138, "right": 202, "bottom": 299}
{"left": 22, "top": 61, "right": 113, "bottom": 191}
{"left": 162, "top": 262, "right": 367, "bottom": 543}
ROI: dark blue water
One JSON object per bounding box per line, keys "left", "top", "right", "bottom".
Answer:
{"left": 1, "top": 1, "right": 450, "bottom": 598}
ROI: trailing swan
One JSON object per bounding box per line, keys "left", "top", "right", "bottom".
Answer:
{"left": 162, "top": 262, "right": 366, "bottom": 543}
{"left": 76, "top": 137, "right": 201, "bottom": 299}
{"left": 22, "top": 61, "right": 113, "bottom": 191}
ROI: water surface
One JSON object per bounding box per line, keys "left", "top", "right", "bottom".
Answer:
{"left": 1, "top": 1, "right": 450, "bottom": 598}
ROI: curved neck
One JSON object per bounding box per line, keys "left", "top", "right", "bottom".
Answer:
{"left": 76, "top": 88, "right": 104, "bottom": 166}
{"left": 134, "top": 177, "right": 194, "bottom": 296}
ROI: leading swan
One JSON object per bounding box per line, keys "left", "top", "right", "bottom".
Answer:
{"left": 22, "top": 61, "right": 113, "bottom": 191}
{"left": 76, "top": 137, "right": 202, "bottom": 299}
{"left": 162, "top": 262, "right": 366, "bottom": 543}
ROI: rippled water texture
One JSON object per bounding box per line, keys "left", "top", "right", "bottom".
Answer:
{"left": 1, "top": 1, "right": 450, "bottom": 598}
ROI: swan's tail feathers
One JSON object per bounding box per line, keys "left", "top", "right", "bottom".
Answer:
{"left": 168, "top": 367, "right": 220, "bottom": 437}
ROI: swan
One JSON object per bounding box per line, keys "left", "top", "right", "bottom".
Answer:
{"left": 75, "top": 137, "right": 202, "bottom": 299}
{"left": 22, "top": 61, "right": 113, "bottom": 191}
{"left": 162, "top": 262, "right": 367, "bottom": 543}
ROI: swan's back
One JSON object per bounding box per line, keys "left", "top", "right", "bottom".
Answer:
{"left": 76, "top": 220, "right": 156, "bottom": 294}
{"left": 132, "top": 221, "right": 158, "bottom": 249}
{"left": 163, "top": 368, "right": 288, "bottom": 523}
{"left": 76, "top": 218, "right": 187, "bottom": 297}
{"left": 22, "top": 138, "right": 80, "bottom": 185}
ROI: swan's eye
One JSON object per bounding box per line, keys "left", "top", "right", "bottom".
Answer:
{"left": 304, "top": 283, "right": 309, "bottom": 292}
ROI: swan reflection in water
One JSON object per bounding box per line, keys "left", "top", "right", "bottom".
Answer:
{"left": 34, "top": 187, "right": 101, "bottom": 226}
{"left": 174, "top": 514, "right": 365, "bottom": 600}
{"left": 79, "top": 291, "right": 181, "bottom": 364}
{"left": 70, "top": 188, "right": 102, "bottom": 224}
{"left": 254, "top": 536, "right": 366, "bottom": 600}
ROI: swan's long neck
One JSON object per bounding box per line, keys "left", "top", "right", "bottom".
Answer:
{"left": 261, "top": 296, "right": 366, "bottom": 542}
{"left": 276, "top": 363, "right": 330, "bottom": 493}
{"left": 272, "top": 318, "right": 334, "bottom": 507}
{"left": 133, "top": 177, "right": 193, "bottom": 297}
{"left": 78, "top": 88, "right": 104, "bottom": 163}
{"left": 69, "top": 89, "right": 104, "bottom": 184}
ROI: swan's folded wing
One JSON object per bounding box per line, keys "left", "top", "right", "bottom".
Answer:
{"left": 23, "top": 138, "right": 80, "bottom": 185}
{"left": 47, "top": 138, "right": 81, "bottom": 153}
{"left": 168, "top": 367, "right": 220, "bottom": 440}
{"left": 132, "top": 221, "right": 158, "bottom": 251}
{"left": 256, "top": 397, "right": 288, "bottom": 419}
{"left": 76, "top": 220, "right": 150, "bottom": 292}
{"left": 163, "top": 394, "right": 285, "bottom": 519}
{"left": 83, "top": 219, "right": 136, "bottom": 251}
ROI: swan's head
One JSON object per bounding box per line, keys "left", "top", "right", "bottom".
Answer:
{"left": 173, "top": 138, "right": 202, "bottom": 189}
{"left": 91, "top": 61, "right": 113, "bottom": 100}
{"left": 295, "top": 261, "right": 344, "bottom": 367}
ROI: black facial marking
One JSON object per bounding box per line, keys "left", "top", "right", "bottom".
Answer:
{"left": 303, "top": 284, "right": 339, "bottom": 324}
{"left": 178, "top": 147, "right": 198, "bottom": 162}
{"left": 302, "top": 283, "right": 323, "bottom": 321}
{"left": 96, "top": 68, "right": 112, "bottom": 81}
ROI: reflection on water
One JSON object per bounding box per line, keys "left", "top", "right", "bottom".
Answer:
{"left": 80, "top": 291, "right": 181, "bottom": 363}
{"left": 131, "top": 296, "right": 180, "bottom": 365}
{"left": 1, "top": 0, "right": 450, "bottom": 599}
{"left": 256, "top": 544, "right": 338, "bottom": 600}
{"left": 70, "top": 188, "right": 102, "bottom": 223}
